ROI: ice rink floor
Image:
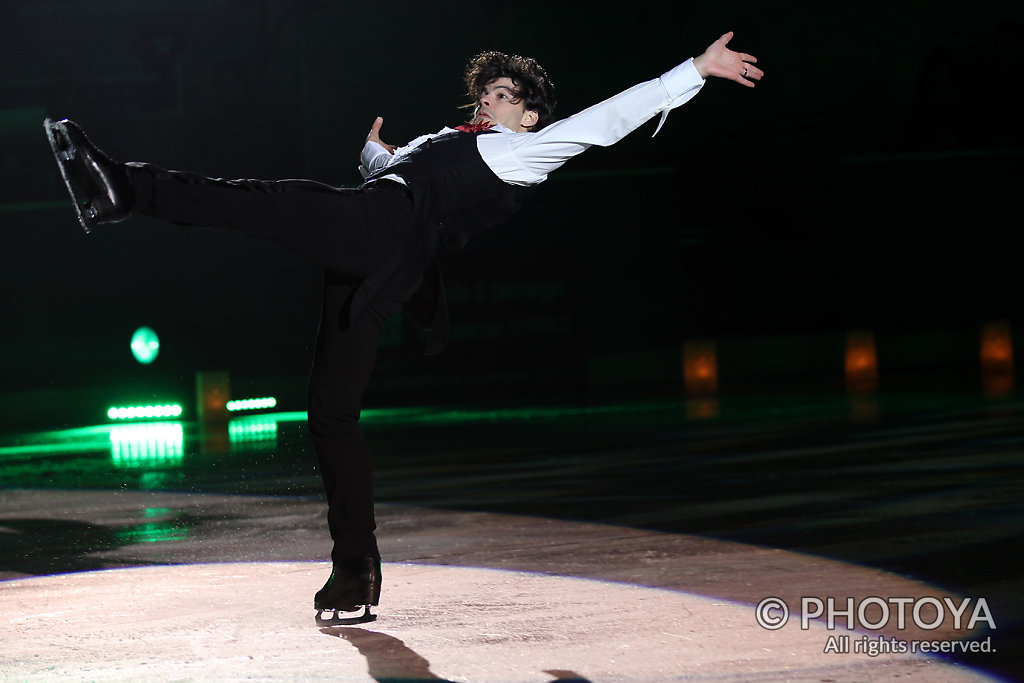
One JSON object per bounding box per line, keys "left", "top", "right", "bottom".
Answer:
{"left": 1, "top": 391, "right": 1021, "bottom": 681}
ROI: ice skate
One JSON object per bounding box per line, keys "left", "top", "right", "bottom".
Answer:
{"left": 314, "top": 555, "right": 381, "bottom": 626}
{"left": 43, "top": 118, "right": 134, "bottom": 233}
{"left": 315, "top": 604, "right": 377, "bottom": 626}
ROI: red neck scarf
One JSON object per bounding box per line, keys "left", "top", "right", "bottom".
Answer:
{"left": 454, "top": 122, "right": 495, "bottom": 133}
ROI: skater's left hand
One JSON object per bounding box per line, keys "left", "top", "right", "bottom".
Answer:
{"left": 693, "top": 32, "right": 762, "bottom": 87}
{"left": 367, "top": 117, "right": 395, "bottom": 154}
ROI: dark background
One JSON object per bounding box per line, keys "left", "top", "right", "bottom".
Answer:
{"left": 2, "top": 1, "right": 1021, "bottom": 427}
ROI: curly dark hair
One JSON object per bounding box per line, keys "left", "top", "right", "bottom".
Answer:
{"left": 462, "top": 51, "right": 557, "bottom": 131}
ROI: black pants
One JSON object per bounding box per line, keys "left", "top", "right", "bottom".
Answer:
{"left": 127, "top": 162, "right": 416, "bottom": 563}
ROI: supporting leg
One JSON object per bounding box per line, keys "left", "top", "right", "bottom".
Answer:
{"left": 307, "top": 272, "right": 390, "bottom": 566}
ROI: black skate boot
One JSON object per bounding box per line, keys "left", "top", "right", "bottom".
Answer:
{"left": 314, "top": 555, "right": 381, "bottom": 626}
{"left": 43, "top": 118, "right": 134, "bottom": 233}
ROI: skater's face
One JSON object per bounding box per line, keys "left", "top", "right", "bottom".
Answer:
{"left": 473, "top": 78, "right": 539, "bottom": 132}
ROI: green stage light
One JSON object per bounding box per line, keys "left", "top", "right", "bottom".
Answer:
{"left": 130, "top": 326, "right": 160, "bottom": 364}
{"left": 226, "top": 397, "right": 278, "bottom": 412}
{"left": 107, "top": 404, "right": 183, "bottom": 420}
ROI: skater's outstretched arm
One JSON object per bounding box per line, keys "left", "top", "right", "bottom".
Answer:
{"left": 477, "top": 31, "right": 762, "bottom": 184}
{"left": 357, "top": 32, "right": 763, "bottom": 185}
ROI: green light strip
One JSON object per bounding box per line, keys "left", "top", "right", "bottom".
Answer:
{"left": 226, "top": 397, "right": 278, "bottom": 412}
{"left": 0, "top": 441, "right": 112, "bottom": 457}
{"left": 0, "top": 424, "right": 123, "bottom": 457}
{"left": 0, "top": 401, "right": 685, "bottom": 459}
{"left": 108, "top": 404, "right": 183, "bottom": 420}
{"left": 257, "top": 401, "right": 681, "bottom": 427}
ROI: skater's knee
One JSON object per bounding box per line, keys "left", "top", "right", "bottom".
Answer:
{"left": 307, "top": 390, "right": 363, "bottom": 432}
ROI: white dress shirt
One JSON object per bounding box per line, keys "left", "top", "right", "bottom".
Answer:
{"left": 359, "top": 58, "right": 705, "bottom": 187}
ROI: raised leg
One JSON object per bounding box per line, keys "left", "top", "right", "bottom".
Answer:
{"left": 126, "top": 162, "right": 413, "bottom": 278}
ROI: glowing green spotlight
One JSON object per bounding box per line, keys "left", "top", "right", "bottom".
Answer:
{"left": 130, "top": 326, "right": 160, "bottom": 364}
{"left": 107, "top": 404, "right": 183, "bottom": 420}
{"left": 226, "top": 397, "right": 278, "bottom": 412}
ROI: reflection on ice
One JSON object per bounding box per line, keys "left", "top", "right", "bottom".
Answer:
{"left": 109, "top": 422, "right": 184, "bottom": 468}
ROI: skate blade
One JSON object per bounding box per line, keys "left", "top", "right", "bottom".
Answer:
{"left": 43, "top": 118, "right": 95, "bottom": 234}
{"left": 315, "top": 605, "right": 376, "bottom": 627}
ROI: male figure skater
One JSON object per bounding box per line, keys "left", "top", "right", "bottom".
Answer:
{"left": 44, "top": 32, "right": 761, "bottom": 624}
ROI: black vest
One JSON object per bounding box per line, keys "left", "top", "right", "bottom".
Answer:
{"left": 369, "top": 130, "right": 535, "bottom": 249}
{"left": 355, "top": 130, "right": 538, "bottom": 355}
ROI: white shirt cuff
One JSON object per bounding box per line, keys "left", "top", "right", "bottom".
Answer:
{"left": 652, "top": 58, "right": 705, "bottom": 136}
{"left": 360, "top": 139, "right": 392, "bottom": 175}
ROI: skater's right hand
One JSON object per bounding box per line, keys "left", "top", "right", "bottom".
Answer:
{"left": 366, "top": 117, "right": 395, "bottom": 154}
{"left": 692, "top": 31, "right": 762, "bottom": 87}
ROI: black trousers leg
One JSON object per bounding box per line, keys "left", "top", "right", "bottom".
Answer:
{"left": 125, "top": 162, "right": 412, "bottom": 277}
{"left": 308, "top": 272, "right": 388, "bottom": 563}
